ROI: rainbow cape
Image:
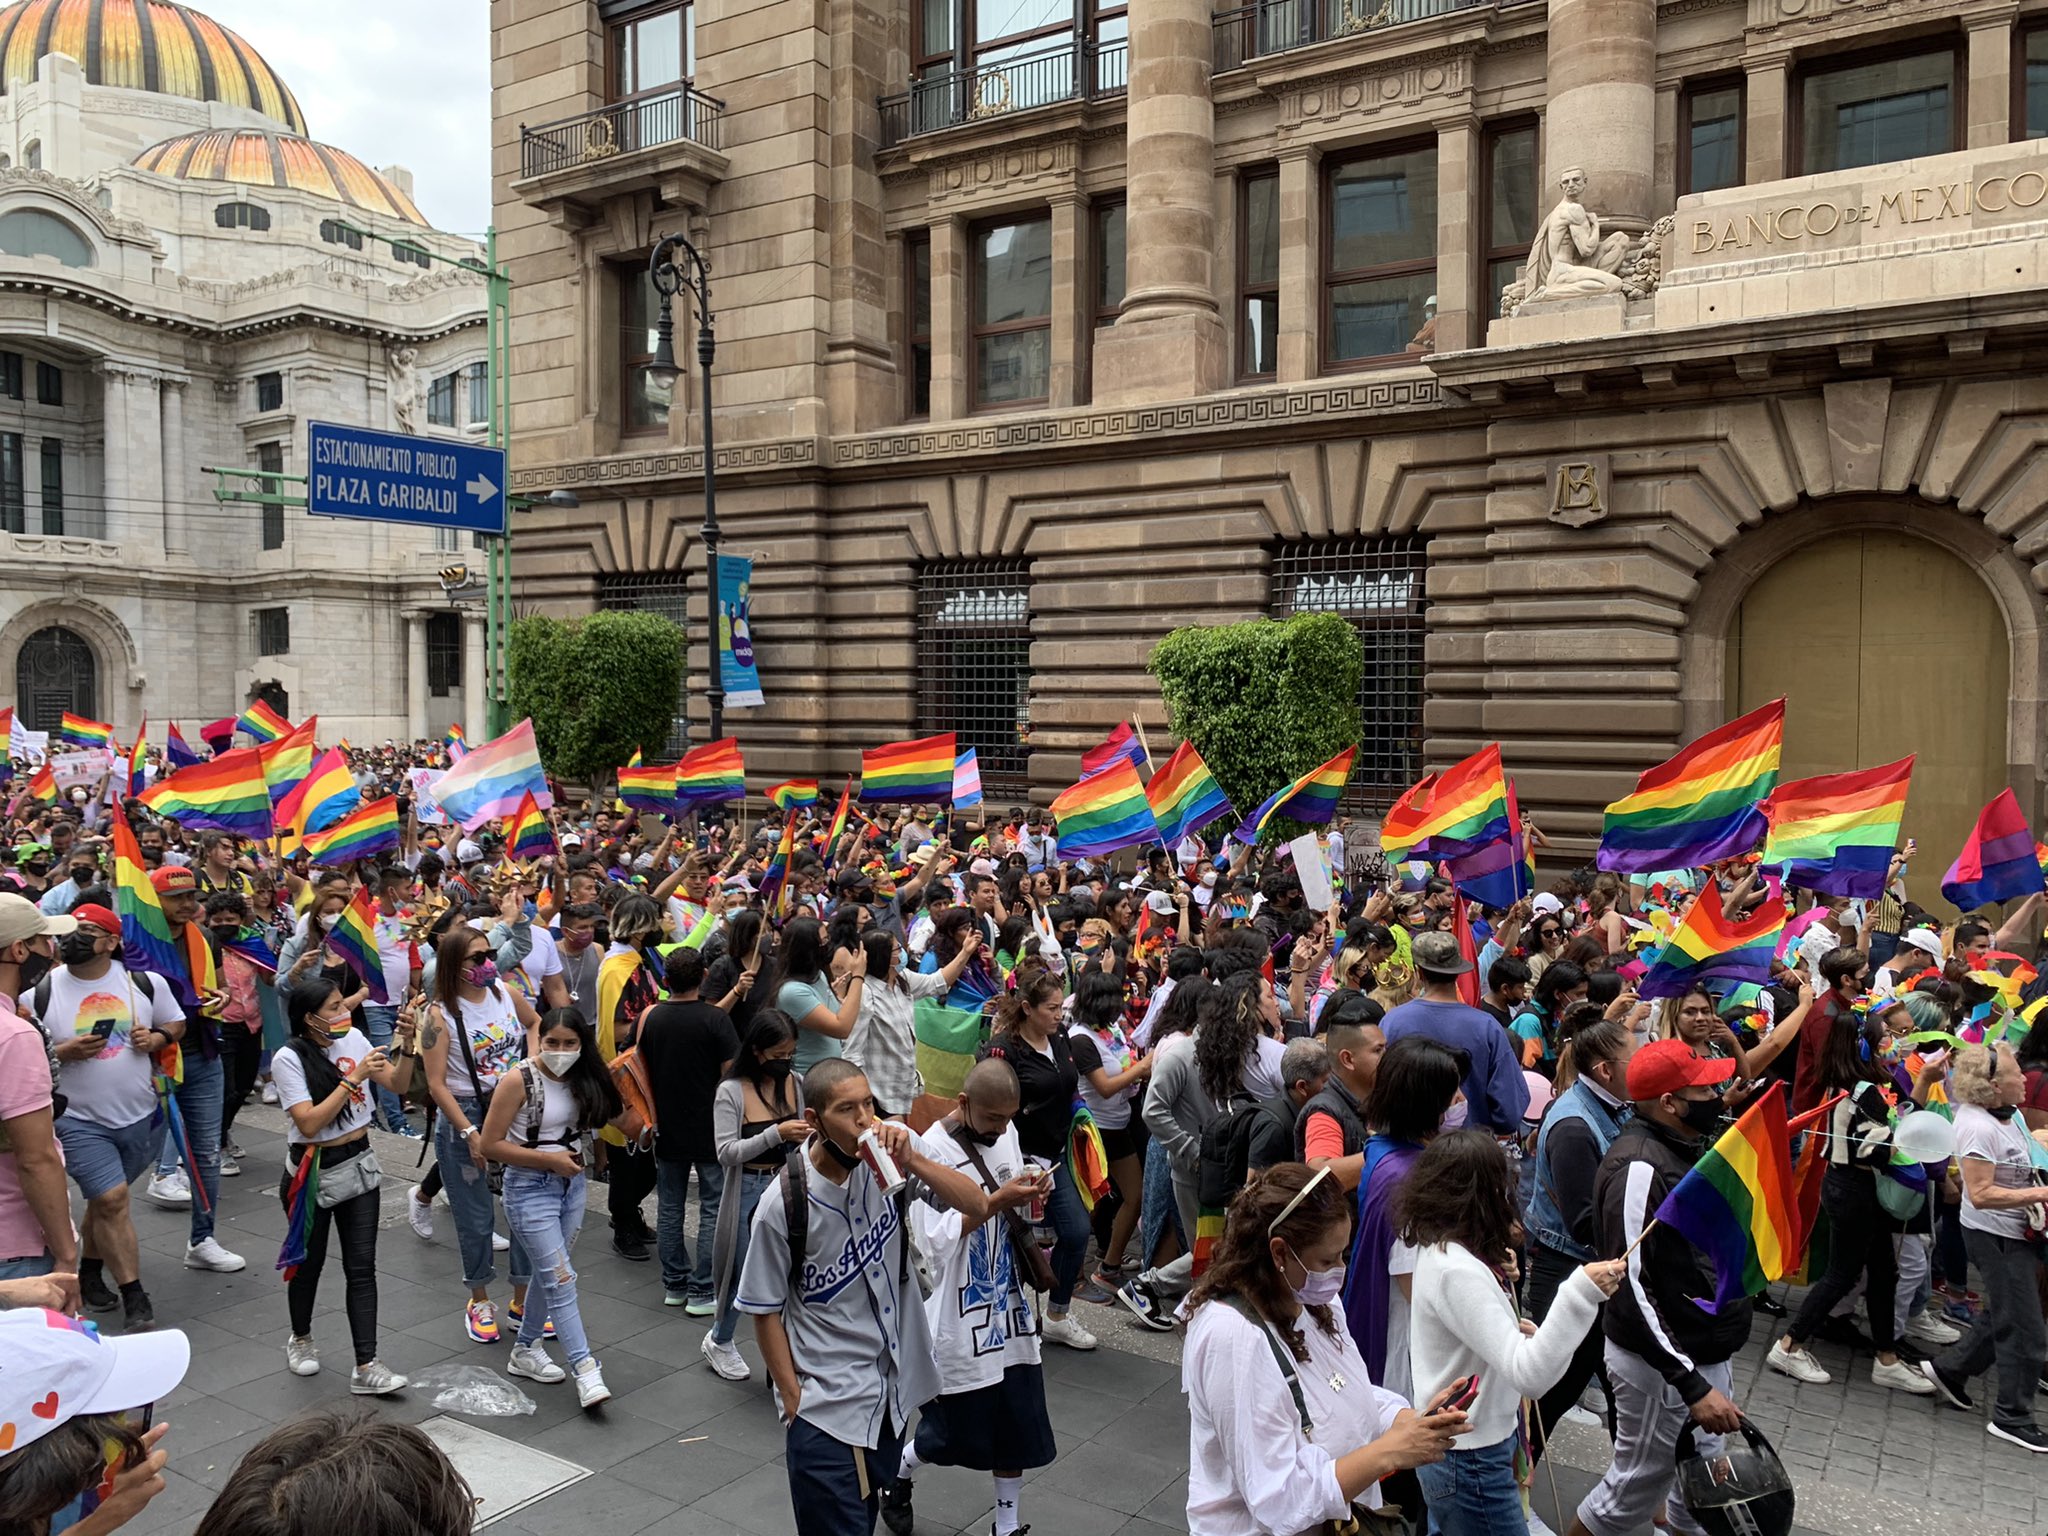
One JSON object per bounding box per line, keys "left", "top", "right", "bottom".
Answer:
{"left": 235, "top": 699, "right": 291, "bottom": 744}
{"left": 139, "top": 746, "right": 272, "bottom": 838}
{"left": 327, "top": 886, "right": 390, "bottom": 1004}
{"left": 1763, "top": 756, "right": 1913, "bottom": 899}
{"left": 1655, "top": 1082, "right": 1801, "bottom": 1312}
{"left": 1598, "top": 700, "right": 1783, "bottom": 874}
{"left": 165, "top": 724, "right": 203, "bottom": 771}
{"left": 1942, "top": 787, "right": 2044, "bottom": 912}
{"left": 1068, "top": 1103, "right": 1112, "bottom": 1212}
{"left": 1079, "top": 721, "right": 1147, "bottom": 780}
{"left": 302, "top": 796, "right": 401, "bottom": 864}
{"left": 112, "top": 812, "right": 199, "bottom": 1010}
{"left": 1380, "top": 744, "right": 1511, "bottom": 863}
{"left": 1146, "top": 739, "right": 1234, "bottom": 847}
{"left": 677, "top": 738, "right": 745, "bottom": 805}
{"left": 432, "top": 718, "right": 551, "bottom": 830}
{"left": 58, "top": 711, "right": 112, "bottom": 749}
{"left": 860, "top": 733, "right": 956, "bottom": 804}
{"left": 1638, "top": 893, "right": 1786, "bottom": 1000}
{"left": 506, "top": 792, "right": 555, "bottom": 861}
{"left": 1051, "top": 759, "right": 1159, "bottom": 859}
{"left": 1233, "top": 745, "right": 1357, "bottom": 844}
{"left": 617, "top": 759, "right": 679, "bottom": 813}
{"left": 277, "top": 1145, "right": 320, "bottom": 1280}
{"left": 766, "top": 778, "right": 819, "bottom": 814}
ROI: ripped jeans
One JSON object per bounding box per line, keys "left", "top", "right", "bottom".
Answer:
{"left": 434, "top": 1095, "right": 532, "bottom": 1292}
{"left": 502, "top": 1166, "right": 593, "bottom": 1369}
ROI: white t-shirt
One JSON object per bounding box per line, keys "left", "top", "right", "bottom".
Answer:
{"left": 1954, "top": 1104, "right": 2039, "bottom": 1240}
{"left": 913, "top": 1122, "right": 1041, "bottom": 1395}
{"left": 31, "top": 964, "right": 183, "bottom": 1129}
{"left": 373, "top": 908, "right": 415, "bottom": 1007}
{"left": 1384, "top": 1237, "right": 1420, "bottom": 1402}
{"left": 270, "top": 1026, "right": 375, "bottom": 1147}
{"left": 439, "top": 987, "right": 525, "bottom": 1102}
{"left": 517, "top": 924, "right": 563, "bottom": 1000}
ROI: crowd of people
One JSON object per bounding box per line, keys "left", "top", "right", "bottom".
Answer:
{"left": 1, "top": 736, "right": 2046, "bottom": 1536}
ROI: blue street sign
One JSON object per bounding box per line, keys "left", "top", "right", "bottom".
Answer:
{"left": 307, "top": 421, "right": 508, "bottom": 536}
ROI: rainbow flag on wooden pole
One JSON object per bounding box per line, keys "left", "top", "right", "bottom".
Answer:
{"left": 1145, "top": 740, "right": 1234, "bottom": 848}
{"left": 1637, "top": 893, "right": 1786, "bottom": 999}
{"left": 1232, "top": 745, "right": 1357, "bottom": 845}
{"left": 1762, "top": 756, "right": 1913, "bottom": 899}
{"left": 1051, "top": 759, "right": 1159, "bottom": 859}
{"left": 1597, "top": 700, "right": 1783, "bottom": 874}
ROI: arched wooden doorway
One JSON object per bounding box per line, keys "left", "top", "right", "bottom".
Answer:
{"left": 1724, "top": 529, "right": 2008, "bottom": 908}
{"left": 14, "top": 625, "right": 97, "bottom": 730}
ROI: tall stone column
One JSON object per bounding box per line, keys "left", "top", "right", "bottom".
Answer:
{"left": 1744, "top": 58, "right": 1788, "bottom": 186}
{"left": 461, "top": 613, "right": 487, "bottom": 745}
{"left": 1092, "top": 0, "right": 1227, "bottom": 404}
{"left": 1048, "top": 191, "right": 1084, "bottom": 408}
{"left": 1433, "top": 122, "right": 1477, "bottom": 353}
{"left": 929, "top": 216, "right": 969, "bottom": 421}
{"left": 159, "top": 378, "right": 187, "bottom": 556}
{"left": 406, "top": 612, "right": 430, "bottom": 743}
{"left": 97, "top": 365, "right": 128, "bottom": 544}
{"left": 1966, "top": 18, "right": 2016, "bottom": 148}
{"left": 1543, "top": 0, "right": 1656, "bottom": 228}
{"left": 1275, "top": 147, "right": 1320, "bottom": 383}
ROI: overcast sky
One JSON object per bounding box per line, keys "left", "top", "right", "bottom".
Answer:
{"left": 197, "top": 0, "right": 493, "bottom": 236}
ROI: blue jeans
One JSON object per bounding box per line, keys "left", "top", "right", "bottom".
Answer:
{"left": 359, "top": 1006, "right": 411, "bottom": 1132}
{"left": 655, "top": 1158, "right": 723, "bottom": 1299}
{"left": 1044, "top": 1157, "right": 1090, "bottom": 1309}
{"left": 1140, "top": 1136, "right": 1183, "bottom": 1266}
{"left": 1416, "top": 1436, "right": 1527, "bottom": 1536}
{"left": 434, "top": 1095, "right": 531, "bottom": 1290}
{"left": 0, "top": 1253, "right": 54, "bottom": 1280}
{"left": 503, "top": 1167, "right": 593, "bottom": 1368}
{"left": 711, "top": 1167, "right": 773, "bottom": 1345}
{"left": 153, "top": 1054, "right": 224, "bottom": 1244}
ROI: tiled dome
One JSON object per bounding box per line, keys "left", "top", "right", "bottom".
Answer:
{"left": 0, "top": 0, "right": 304, "bottom": 133}
{"left": 134, "top": 128, "right": 426, "bottom": 224}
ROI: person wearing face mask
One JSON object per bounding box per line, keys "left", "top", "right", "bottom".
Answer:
{"left": 270, "top": 976, "right": 415, "bottom": 1394}
{"left": 0, "top": 893, "right": 82, "bottom": 1310}
{"left": 480, "top": 1005, "right": 624, "bottom": 1407}
{"left": 39, "top": 903, "right": 186, "bottom": 1332}
{"left": 638, "top": 948, "right": 740, "bottom": 1314}
{"left": 1184, "top": 1161, "right": 1468, "bottom": 1535}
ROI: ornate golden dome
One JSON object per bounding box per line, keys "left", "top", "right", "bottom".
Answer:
{"left": 0, "top": 0, "right": 304, "bottom": 133}
{"left": 134, "top": 128, "right": 426, "bottom": 224}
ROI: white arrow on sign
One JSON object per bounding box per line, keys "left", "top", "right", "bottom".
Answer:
{"left": 466, "top": 473, "right": 497, "bottom": 503}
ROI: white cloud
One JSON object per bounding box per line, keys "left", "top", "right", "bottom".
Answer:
{"left": 190, "top": 0, "right": 490, "bottom": 236}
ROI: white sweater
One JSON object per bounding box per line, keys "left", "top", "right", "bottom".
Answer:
{"left": 1408, "top": 1241, "right": 1604, "bottom": 1449}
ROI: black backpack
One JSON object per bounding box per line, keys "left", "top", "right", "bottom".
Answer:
{"left": 1197, "top": 1094, "right": 1264, "bottom": 1210}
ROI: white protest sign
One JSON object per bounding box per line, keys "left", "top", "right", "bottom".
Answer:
{"left": 409, "top": 768, "right": 450, "bottom": 825}
{"left": 1289, "top": 831, "right": 1335, "bottom": 911}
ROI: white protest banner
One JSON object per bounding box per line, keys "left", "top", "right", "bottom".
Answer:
{"left": 1289, "top": 831, "right": 1335, "bottom": 911}
{"left": 409, "top": 768, "right": 450, "bottom": 826}
{"left": 50, "top": 748, "right": 116, "bottom": 790}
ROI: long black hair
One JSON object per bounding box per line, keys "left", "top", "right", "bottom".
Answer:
{"left": 767, "top": 915, "right": 828, "bottom": 993}
{"left": 1396, "top": 1129, "right": 1520, "bottom": 1270}
{"left": 535, "top": 1007, "right": 622, "bottom": 1129}
{"left": 1195, "top": 970, "right": 1265, "bottom": 1107}
{"left": 282, "top": 976, "right": 346, "bottom": 1105}
{"left": 1362, "top": 1035, "right": 1467, "bottom": 1142}
{"left": 860, "top": 928, "right": 903, "bottom": 993}
{"left": 727, "top": 1008, "right": 801, "bottom": 1113}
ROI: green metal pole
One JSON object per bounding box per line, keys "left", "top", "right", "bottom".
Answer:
{"left": 485, "top": 225, "right": 512, "bottom": 736}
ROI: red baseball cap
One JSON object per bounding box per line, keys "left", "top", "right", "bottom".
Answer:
{"left": 1626, "top": 1038, "right": 1736, "bottom": 1100}
{"left": 149, "top": 865, "right": 197, "bottom": 896}
{"left": 71, "top": 903, "right": 121, "bottom": 936}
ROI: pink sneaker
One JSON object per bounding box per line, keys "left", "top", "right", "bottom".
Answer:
{"left": 464, "top": 1299, "right": 499, "bottom": 1344}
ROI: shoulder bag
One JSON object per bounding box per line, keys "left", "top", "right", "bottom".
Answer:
{"left": 948, "top": 1122, "right": 1057, "bottom": 1295}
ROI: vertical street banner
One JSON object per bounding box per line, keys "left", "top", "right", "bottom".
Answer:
{"left": 718, "top": 555, "right": 764, "bottom": 708}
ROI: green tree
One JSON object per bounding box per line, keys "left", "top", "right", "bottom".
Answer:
{"left": 1147, "top": 611, "right": 1363, "bottom": 845}
{"left": 509, "top": 609, "right": 684, "bottom": 785}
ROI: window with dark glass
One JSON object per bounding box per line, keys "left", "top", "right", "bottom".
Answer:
{"left": 616, "top": 262, "right": 670, "bottom": 432}
{"left": 320, "top": 219, "right": 364, "bottom": 250}
{"left": 1324, "top": 142, "right": 1437, "bottom": 367}
{"left": 1798, "top": 46, "right": 1955, "bottom": 173}
{"left": 610, "top": 2, "right": 693, "bottom": 99}
{"left": 35, "top": 361, "right": 59, "bottom": 406}
{"left": 426, "top": 611, "right": 463, "bottom": 697}
{"left": 917, "top": 560, "right": 1032, "bottom": 793}
{"left": 905, "top": 232, "right": 932, "bottom": 418}
{"left": 214, "top": 201, "right": 271, "bottom": 231}
{"left": 1240, "top": 169, "right": 1279, "bottom": 379}
{"left": 1088, "top": 198, "right": 1125, "bottom": 399}
{"left": 971, "top": 214, "right": 1052, "bottom": 408}
{"left": 38, "top": 438, "right": 60, "bottom": 535}
{"left": 2023, "top": 27, "right": 2048, "bottom": 139}
{"left": 255, "top": 372, "right": 283, "bottom": 413}
{"left": 1483, "top": 122, "right": 1538, "bottom": 321}
{"left": 258, "top": 441, "right": 285, "bottom": 550}
{"left": 393, "top": 241, "right": 432, "bottom": 269}
{"left": 256, "top": 608, "right": 290, "bottom": 657}
{"left": 0, "top": 352, "right": 20, "bottom": 401}
{"left": 0, "top": 433, "right": 20, "bottom": 533}
{"left": 1681, "top": 79, "right": 1744, "bottom": 194}
{"left": 428, "top": 372, "right": 457, "bottom": 427}
{"left": 467, "top": 363, "right": 489, "bottom": 427}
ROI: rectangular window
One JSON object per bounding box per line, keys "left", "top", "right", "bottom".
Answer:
{"left": 256, "top": 608, "right": 290, "bottom": 657}
{"left": 255, "top": 371, "right": 283, "bottom": 412}
{"left": 598, "top": 574, "right": 692, "bottom": 753}
{"left": 1088, "top": 198, "right": 1125, "bottom": 400}
{"left": 905, "top": 232, "right": 932, "bottom": 419}
{"left": 1482, "top": 122, "right": 1539, "bottom": 321}
{"left": 1324, "top": 141, "right": 1438, "bottom": 368}
{"left": 0, "top": 432, "right": 20, "bottom": 532}
{"left": 617, "top": 262, "right": 671, "bottom": 433}
{"left": 0, "top": 352, "right": 20, "bottom": 401}
{"left": 1270, "top": 537, "right": 1428, "bottom": 808}
{"left": 1798, "top": 46, "right": 1955, "bottom": 173}
{"left": 466, "top": 363, "right": 489, "bottom": 428}
{"left": 1240, "top": 169, "right": 1279, "bottom": 379}
{"left": 258, "top": 441, "right": 285, "bottom": 551}
{"left": 2023, "top": 26, "right": 2048, "bottom": 140}
{"left": 425, "top": 611, "right": 463, "bottom": 697}
{"left": 428, "top": 373, "right": 457, "bottom": 428}
{"left": 38, "top": 438, "right": 60, "bottom": 535}
{"left": 972, "top": 214, "right": 1052, "bottom": 409}
{"left": 1681, "top": 79, "right": 1744, "bottom": 194}
{"left": 610, "top": 1, "right": 693, "bottom": 99}
{"left": 35, "top": 361, "right": 60, "bottom": 406}
{"left": 917, "top": 559, "right": 1032, "bottom": 794}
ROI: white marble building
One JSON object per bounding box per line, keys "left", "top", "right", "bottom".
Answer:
{"left": 0, "top": 0, "right": 492, "bottom": 746}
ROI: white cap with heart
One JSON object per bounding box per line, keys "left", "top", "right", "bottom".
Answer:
{"left": 0, "top": 1310, "right": 190, "bottom": 1452}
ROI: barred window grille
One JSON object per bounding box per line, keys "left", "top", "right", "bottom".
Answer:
{"left": 425, "top": 611, "right": 463, "bottom": 697}
{"left": 916, "top": 560, "right": 1032, "bottom": 794}
{"left": 598, "top": 573, "right": 693, "bottom": 754}
{"left": 1270, "top": 537, "right": 1427, "bottom": 809}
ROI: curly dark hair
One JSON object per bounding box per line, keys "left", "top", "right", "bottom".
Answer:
{"left": 1395, "top": 1129, "right": 1519, "bottom": 1271}
{"left": 1186, "top": 1161, "right": 1349, "bottom": 1363}
{"left": 1195, "top": 970, "right": 1265, "bottom": 1107}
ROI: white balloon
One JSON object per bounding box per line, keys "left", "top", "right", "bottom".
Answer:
{"left": 1894, "top": 1111, "right": 1956, "bottom": 1163}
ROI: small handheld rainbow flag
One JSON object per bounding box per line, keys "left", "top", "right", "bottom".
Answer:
{"left": 1763, "top": 756, "right": 1913, "bottom": 899}
{"left": 235, "top": 699, "right": 291, "bottom": 745}
{"left": 766, "top": 778, "right": 819, "bottom": 814}
{"left": 1638, "top": 893, "right": 1786, "bottom": 999}
{"left": 1079, "top": 721, "right": 1148, "bottom": 781}
{"left": 860, "top": 733, "right": 956, "bottom": 804}
{"left": 1233, "top": 745, "right": 1357, "bottom": 845}
{"left": 1655, "top": 1082, "right": 1802, "bottom": 1313}
{"left": 257, "top": 717, "right": 318, "bottom": 810}
{"left": 617, "top": 759, "right": 679, "bottom": 813}
{"left": 59, "top": 712, "right": 113, "bottom": 749}
{"left": 820, "top": 777, "right": 854, "bottom": 866}
{"left": 139, "top": 747, "right": 273, "bottom": 838}
{"left": 165, "top": 723, "right": 203, "bottom": 771}
{"left": 277, "top": 1145, "right": 320, "bottom": 1281}
{"left": 1598, "top": 700, "right": 1783, "bottom": 875}
{"left": 506, "top": 792, "right": 555, "bottom": 861}
{"left": 1052, "top": 759, "right": 1159, "bottom": 859}
{"left": 677, "top": 738, "right": 746, "bottom": 805}
{"left": 275, "top": 748, "right": 359, "bottom": 847}
{"left": 445, "top": 724, "right": 469, "bottom": 760}
{"left": 327, "top": 886, "right": 390, "bottom": 1004}
{"left": 1146, "top": 739, "right": 1234, "bottom": 848}
{"left": 23, "top": 762, "right": 56, "bottom": 806}
{"left": 112, "top": 812, "right": 198, "bottom": 1009}
{"left": 126, "top": 718, "right": 148, "bottom": 799}
{"left": 1380, "top": 745, "right": 1511, "bottom": 864}
{"left": 302, "top": 796, "right": 401, "bottom": 864}
{"left": 1942, "top": 787, "right": 2044, "bottom": 912}
{"left": 758, "top": 810, "right": 799, "bottom": 920}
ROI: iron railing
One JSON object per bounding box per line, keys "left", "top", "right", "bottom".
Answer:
{"left": 879, "top": 40, "right": 1128, "bottom": 149}
{"left": 520, "top": 86, "right": 726, "bottom": 179}
{"left": 1213, "top": 0, "right": 1502, "bottom": 71}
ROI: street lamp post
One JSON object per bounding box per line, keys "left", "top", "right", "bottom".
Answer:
{"left": 644, "top": 233, "right": 722, "bottom": 745}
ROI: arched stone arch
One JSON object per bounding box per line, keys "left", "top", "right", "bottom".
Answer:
{"left": 0, "top": 598, "right": 143, "bottom": 703}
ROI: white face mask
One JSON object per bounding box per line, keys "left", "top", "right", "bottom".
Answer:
{"left": 318, "top": 913, "right": 338, "bottom": 931}
{"left": 1199, "top": 871, "right": 1218, "bottom": 888}
{"left": 540, "top": 1048, "right": 581, "bottom": 1077}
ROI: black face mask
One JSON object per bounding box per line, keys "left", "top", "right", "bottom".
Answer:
{"left": 816, "top": 1128, "right": 862, "bottom": 1170}
{"left": 1986, "top": 1103, "right": 2020, "bottom": 1123}
{"left": 1677, "top": 1094, "right": 1725, "bottom": 1136}
{"left": 762, "top": 1058, "right": 795, "bottom": 1080}
{"left": 15, "top": 948, "right": 52, "bottom": 992}
{"left": 956, "top": 1116, "right": 999, "bottom": 1148}
{"left": 56, "top": 932, "right": 102, "bottom": 967}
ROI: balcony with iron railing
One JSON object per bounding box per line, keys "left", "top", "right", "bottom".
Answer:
{"left": 514, "top": 85, "right": 729, "bottom": 222}
{"left": 1213, "top": 0, "right": 1530, "bottom": 72}
{"left": 879, "top": 39, "right": 1129, "bottom": 150}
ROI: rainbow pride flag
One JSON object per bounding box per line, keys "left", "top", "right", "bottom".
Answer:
{"left": 235, "top": 699, "right": 291, "bottom": 745}
{"left": 327, "top": 886, "right": 390, "bottom": 1004}
{"left": 759, "top": 810, "right": 799, "bottom": 920}
{"left": 1380, "top": 744, "right": 1511, "bottom": 863}
{"left": 767, "top": 779, "right": 819, "bottom": 814}
{"left": 1638, "top": 892, "right": 1786, "bottom": 1000}
{"left": 1597, "top": 700, "right": 1783, "bottom": 874}
{"left": 1763, "top": 756, "right": 1913, "bottom": 899}
{"left": 1052, "top": 759, "right": 1159, "bottom": 859}
{"left": 914, "top": 996, "right": 986, "bottom": 1101}
{"left": 1146, "top": 740, "right": 1234, "bottom": 848}
{"left": 506, "top": 791, "right": 555, "bottom": 861}
{"left": 677, "top": 738, "right": 745, "bottom": 805}
{"left": 617, "top": 759, "right": 679, "bottom": 813}
{"left": 1655, "top": 1082, "right": 1801, "bottom": 1312}
{"left": 276, "top": 748, "right": 359, "bottom": 846}
{"left": 165, "top": 724, "right": 203, "bottom": 771}
{"left": 1233, "top": 745, "right": 1357, "bottom": 845}
{"left": 112, "top": 812, "right": 198, "bottom": 1009}
{"left": 432, "top": 719, "right": 551, "bottom": 830}
{"left": 139, "top": 747, "right": 272, "bottom": 838}
{"left": 126, "top": 718, "right": 148, "bottom": 799}
{"left": 1942, "top": 786, "right": 2044, "bottom": 912}
{"left": 302, "top": 796, "right": 401, "bottom": 864}
{"left": 860, "top": 733, "right": 956, "bottom": 804}
{"left": 258, "top": 717, "right": 317, "bottom": 810}
{"left": 1079, "top": 721, "right": 1148, "bottom": 780}
{"left": 58, "top": 712, "right": 112, "bottom": 749}
{"left": 23, "top": 762, "right": 55, "bottom": 805}
{"left": 820, "top": 777, "right": 854, "bottom": 866}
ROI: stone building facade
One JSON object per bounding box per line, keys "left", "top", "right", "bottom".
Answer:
{"left": 494, "top": 0, "right": 2048, "bottom": 891}
{"left": 0, "top": 0, "right": 493, "bottom": 747}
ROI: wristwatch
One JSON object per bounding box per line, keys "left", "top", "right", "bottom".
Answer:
{"left": 462, "top": 1125, "right": 481, "bottom": 1139}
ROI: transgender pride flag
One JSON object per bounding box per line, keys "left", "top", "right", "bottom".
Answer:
{"left": 432, "top": 718, "right": 553, "bottom": 830}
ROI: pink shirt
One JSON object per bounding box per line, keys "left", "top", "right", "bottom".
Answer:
{"left": 0, "top": 995, "right": 61, "bottom": 1261}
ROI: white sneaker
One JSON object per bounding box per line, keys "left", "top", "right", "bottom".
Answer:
{"left": 285, "top": 1335, "right": 321, "bottom": 1376}
{"left": 146, "top": 1171, "right": 191, "bottom": 1208}
{"left": 218, "top": 1149, "right": 241, "bottom": 1178}
{"left": 574, "top": 1358, "right": 611, "bottom": 1408}
{"left": 260, "top": 1078, "right": 279, "bottom": 1104}
{"left": 1873, "top": 1357, "right": 1936, "bottom": 1394}
{"left": 1766, "top": 1341, "right": 1831, "bottom": 1384}
{"left": 407, "top": 1187, "right": 435, "bottom": 1240}
{"left": 1040, "top": 1311, "right": 1098, "bottom": 1351}
{"left": 492, "top": 1231, "right": 510, "bottom": 1252}
{"left": 1904, "top": 1307, "right": 1962, "bottom": 1347}
{"left": 508, "top": 1343, "right": 566, "bottom": 1384}
{"left": 185, "top": 1237, "right": 246, "bottom": 1273}
{"left": 350, "top": 1360, "right": 408, "bottom": 1396}
{"left": 701, "top": 1333, "right": 750, "bottom": 1382}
